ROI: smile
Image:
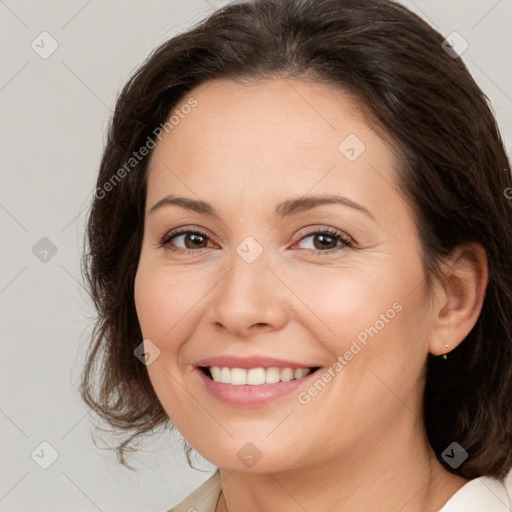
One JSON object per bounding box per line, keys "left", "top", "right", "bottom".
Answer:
{"left": 195, "top": 359, "right": 322, "bottom": 407}
{"left": 202, "top": 366, "right": 318, "bottom": 385}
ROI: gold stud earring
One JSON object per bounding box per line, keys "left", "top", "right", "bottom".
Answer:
{"left": 442, "top": 343, "right": 449, "bottom": 360}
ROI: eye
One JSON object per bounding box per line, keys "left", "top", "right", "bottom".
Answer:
{"left": 158, "top": 227, "right": 215, "bottom": 253}
{"left": 293, "top": 227, "right": 354, "bottom": 254}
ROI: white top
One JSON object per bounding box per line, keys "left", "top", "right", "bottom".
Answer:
{"left": 166, "top": 470, "right": 511, "bottom": 512}
{"left": 440, "top": 476, "right": 511, "bottom": 511}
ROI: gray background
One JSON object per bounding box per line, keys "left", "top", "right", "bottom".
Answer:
{"left": 1, "top": 0, "right": 511, "bottom": 510}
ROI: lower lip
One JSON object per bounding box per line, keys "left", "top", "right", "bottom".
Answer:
{"left": 196, "top": 368, "right": 320, "bottom": 407}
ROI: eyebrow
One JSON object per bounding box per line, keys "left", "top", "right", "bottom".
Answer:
{"left": 148, "top": 194, "right": 374, "bottom": 220}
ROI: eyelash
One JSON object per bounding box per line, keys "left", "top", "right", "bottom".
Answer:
{"left": 157, "top": 226, "right": 354, "bottom": 255}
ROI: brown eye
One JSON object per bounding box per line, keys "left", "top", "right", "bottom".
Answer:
{"left": 312, "top": 233, "right": 338, "bottom": 250}
{"left": 179, "top": 232, "right": 208, "bottom": 249}
{"left": 160, "top": 229, "right": 213, "bottom": 252}
{"left": 295, "top": 228, "right": 353, "bottom": 253}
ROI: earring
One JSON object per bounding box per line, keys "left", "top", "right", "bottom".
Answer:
{"left": 442, "top": 343, "right": 449, "bottom": 360}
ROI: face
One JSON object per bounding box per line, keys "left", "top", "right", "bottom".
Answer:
{"left": 134, "top": 78, "right": 434, "bottom": 473}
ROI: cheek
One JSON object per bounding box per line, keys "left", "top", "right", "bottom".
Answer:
{"left": 134, "top": 263, "right": 208, "bottom": 344}
{"left": 133, "top": 264, "right": 206, "bottom": 422}
{"left": 134, "top": 268, "right": 173, "bottom": 347}
{"left": 289, "top": 261, "right": 431, "bottom": 395}
{"left": 281, "top": 263, "right": 406, "bottom": 349}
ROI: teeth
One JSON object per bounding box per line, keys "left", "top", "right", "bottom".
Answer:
{"left": 208, "top": 366, "right": 312, "bottom": 385}
{"left": 220, "top": 367, "right": 231, "bottom": 384}
{"left": 247, "top": 367, "right": 266, "bottom": 385}
{"left": 280, "top": 368, "right": 294, "bottom": 382}
{"left": 230, "top": 368, "right": 246, "bottom": 386}
{"left": 265, "top": 367, "right": 280, "bottom": 384}
{"left": 294, "top": 368, "right": 310, "bottom": 379}
{"left": 210, "top": 366, "right": 222, "bottom": 382}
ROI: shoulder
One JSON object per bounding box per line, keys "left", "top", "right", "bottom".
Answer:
{"left": 164, "top": 472, "right": 511, "bottom": 512}
{"left": 165, "top": 470, "right": 222, "bottom": 512}
{"left": 439, "top": 476, "right": 511, "bottom": 511}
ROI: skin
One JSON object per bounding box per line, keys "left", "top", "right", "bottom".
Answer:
{"left": 134, "top": 78, "right": 487, "bottom": 511}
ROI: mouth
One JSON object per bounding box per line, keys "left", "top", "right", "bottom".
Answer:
{"left": 193, "top": 355, "right": 324, "bottom": 407}
{"left": 199, "top": 365, "right": 321, "bottom": 385}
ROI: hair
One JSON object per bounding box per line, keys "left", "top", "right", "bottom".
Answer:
{"left": 80, "top": 0, "right": 512, "bottom": 478}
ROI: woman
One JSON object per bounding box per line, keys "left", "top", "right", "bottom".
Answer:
{"left": 80, "top": 0, "right": 512, "bottom": 510}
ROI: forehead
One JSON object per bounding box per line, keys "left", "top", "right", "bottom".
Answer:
{"left": 145, "top": 78, "right": 400, "bottom": 213}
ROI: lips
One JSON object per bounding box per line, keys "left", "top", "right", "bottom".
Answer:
{"left": 194, "top": 355, "right": 321, "bottom": 407}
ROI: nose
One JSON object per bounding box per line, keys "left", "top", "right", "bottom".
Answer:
{"left": 208, "top": 247, "right": 290, "bottom": 338}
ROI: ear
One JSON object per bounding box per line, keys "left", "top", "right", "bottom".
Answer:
{"left": 429, "top": 243, "right": 488, "bottom": 356}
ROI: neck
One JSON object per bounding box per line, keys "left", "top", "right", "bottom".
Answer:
{"left": 216, "top": 419, "right": 468, "bottom": 512}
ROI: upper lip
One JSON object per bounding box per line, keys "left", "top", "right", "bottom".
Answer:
{"left": 195, "top": 355, "right": 319, "bottom": 369}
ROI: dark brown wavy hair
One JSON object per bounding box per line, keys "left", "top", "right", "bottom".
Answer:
{"left": 80, "top": 0, "right": 512, "bottom": 478}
